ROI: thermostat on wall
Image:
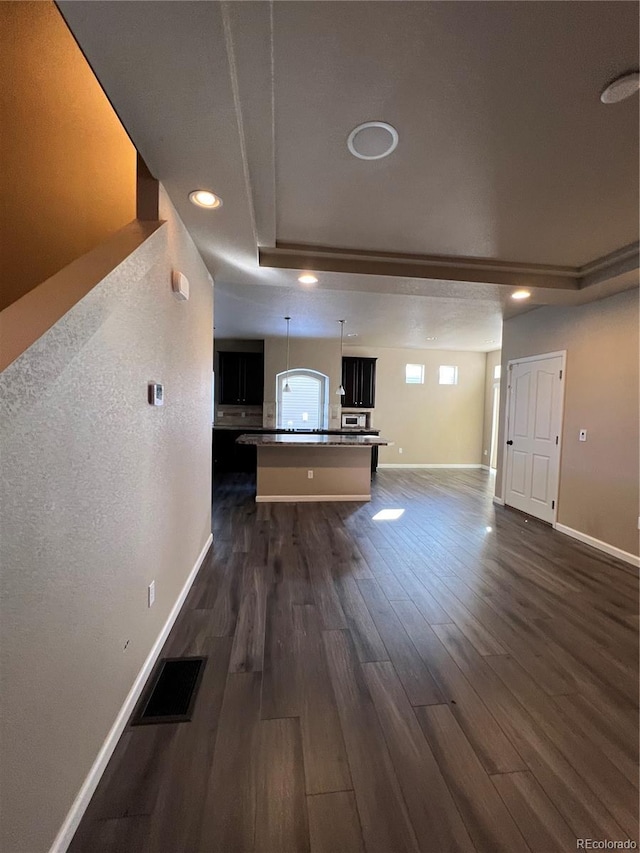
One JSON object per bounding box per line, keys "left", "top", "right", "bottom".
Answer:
{"left": 171, "top": 270, "right": 189, "bottom": 301}
{"left": 148, "top": 383, "right": 164, "bottom": 406}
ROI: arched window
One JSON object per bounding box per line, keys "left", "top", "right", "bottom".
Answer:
{"left": 276, "top": 369, "right": 329, "bottom": 430}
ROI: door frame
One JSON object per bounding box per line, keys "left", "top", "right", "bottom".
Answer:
{"left": 489, "top": 381, "right": 500, "bottom": 470}
{"left": 502, "top": 350, "right": 567, "bottom": 527}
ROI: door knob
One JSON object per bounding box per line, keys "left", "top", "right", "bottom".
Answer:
{"left": 506, "top": 440, "right": 513, "bottom": 445}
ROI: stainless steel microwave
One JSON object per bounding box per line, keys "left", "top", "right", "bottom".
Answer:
{"left": 342, "top": 413, "right": 368, "bottom": 428}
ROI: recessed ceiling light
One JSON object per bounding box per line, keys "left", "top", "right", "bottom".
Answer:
{"left": 347, "top": 121, "right": 399, "bottom": 160}
{"left": 425, "top": 336, "right": 438, "bottom": 341}
{"left": 189, "top": 190, "right": 223, "bottom": 209}
{"left": 484, "top": 339, "right": 497, "bottom": 343}
{"left": 298, "top": 273, "right": 318, "bottom": 285}
{"left": 346, "top": 333, "right": 358, "bottom": 338}
{"left": 511, "top": 290, "right": 531, "bottom": 300}
{"left": 600, "top": 71, "right": 640, "bottom": 104}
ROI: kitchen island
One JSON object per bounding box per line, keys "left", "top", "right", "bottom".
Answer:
{"left": 236, "top": 433, "right": 391, "bottom": 502}
{"left": 213, "top": 427, "right": 382, "bottom": 474}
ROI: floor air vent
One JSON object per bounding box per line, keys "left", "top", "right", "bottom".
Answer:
{"left": 132, "top": 657, "right": 206, "bottom": 725}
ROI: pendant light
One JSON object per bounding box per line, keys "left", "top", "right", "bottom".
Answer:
{"left": 336, "top": 319, "right": 346, "bottom": 396}
{"left": 283, "top": 316, "right": 292, "bottom": 393}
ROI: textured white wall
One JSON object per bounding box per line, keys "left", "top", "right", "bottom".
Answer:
{"left": 0, "top": 188, "right": 213, "bottom": 852}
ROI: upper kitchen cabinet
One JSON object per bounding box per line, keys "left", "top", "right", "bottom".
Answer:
{"left": 342, "top": 357, "right": 377, "bottom": 408}
{"left": 218, "top": 351, "right": 264, "bottom": 405}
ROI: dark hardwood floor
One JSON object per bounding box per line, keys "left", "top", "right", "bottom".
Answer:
{"left": 70, "top": 470, "right": 639, "bottom": 852}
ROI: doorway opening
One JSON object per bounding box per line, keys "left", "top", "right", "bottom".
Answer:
{"left": 489, "top": 382, "right": 500, "bottom": 470}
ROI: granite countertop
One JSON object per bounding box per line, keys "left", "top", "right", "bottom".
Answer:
{"left": 236, "top": 433, "right": 390, "bottom": 447}
{"left": 213, "top": 424, "right": 266, "bottom": 431}
{"left": 214, "top": 426, "right": 379, "bottom": 434}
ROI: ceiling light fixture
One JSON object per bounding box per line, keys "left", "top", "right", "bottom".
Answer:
{"left": 346, "top": 333, "right": 358, "bottom": 338}
{"left": 283, "top": 316, "right": 292, "bottom": 393}
{"left": 298, "top": 273, "right": 318, "bottom": 285}
{"left": 425, "top": 336, "right": 438, "bottom": 341}
{"left": 189, "top": 190, "right": 223, "bottom": 209}
{"left": 336, "top": 320, "right": 346, "bottom": 396}
{"left": 347, "top": 121, "right": 399, "bottom": 160}
{"left": 600, "top": 71, "right": 640, "bottom": 104}
{"left": 511, "top": 290, "right": 531, "bottom": 300}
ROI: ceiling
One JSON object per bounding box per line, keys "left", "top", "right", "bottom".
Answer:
{"left": 59, "top": 1, "right": 639, "bottom": 350}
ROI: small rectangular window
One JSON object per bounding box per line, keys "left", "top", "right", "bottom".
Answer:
{"left": 439, "top": 365, "right": 458, "bottom": 385}
{"left": 405, "top": 364, "right": 425, "bottom": 384}
{"left": 493, "top": 364, "right": 501, "bottom": 380}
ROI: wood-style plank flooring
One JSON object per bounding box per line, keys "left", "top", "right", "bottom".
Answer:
{"left": 70, "top": 470, "right": 639, "bottom": 852}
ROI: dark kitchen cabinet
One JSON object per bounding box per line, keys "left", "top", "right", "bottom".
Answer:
{"left": 213, "top": 429, "right": 259, "bottom": 474}
{"left": 341, "top": 357, "right": 377, "bottom": 408}
{"left": 218, "top": 352, "right": 264, "bottom": 405}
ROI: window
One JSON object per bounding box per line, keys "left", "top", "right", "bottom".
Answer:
{"left": 493, "top": 364, "right": 501, "bottom": 380}
{"left": 276, "top": 369, "right": 329, "bottom": 429}
{"left": 439, "top": 365, "right": 458, "bottom": 385}
{"left": 405, "top": 364, "right": 425, "bottom": 384}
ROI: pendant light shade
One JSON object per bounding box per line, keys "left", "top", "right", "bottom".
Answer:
{"left": 283, "top": 316, "right": 292, "bottom": 393}
{"left": 336, "top": 319, "right": 346, "bottom": 396}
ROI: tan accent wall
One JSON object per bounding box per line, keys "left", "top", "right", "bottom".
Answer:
{"left": 0, "top": 188, "right": 213, "bottom": 852}
{"left": 345, "top": 346, "right": 486, "bottom": 466}
{"left": 482, "top": 349, "right": 502, "bottom": 466}
{"left": 263, "top": 336, "right": 343, "bottom": 429}
{"left": 496, "top": 288, "right": 639, "bottom": 556}
{"left": 256, "top": 446, "right": 372, "bottom": 499}
{"left": 0, "top": 1, "right": 136, "bottom": 311}
{"left": 263, "top": 339, "right": 486, "bottom": 464}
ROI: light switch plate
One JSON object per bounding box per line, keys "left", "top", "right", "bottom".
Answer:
{"left": 171, "top": 269, "right": 189, "bottom": 301}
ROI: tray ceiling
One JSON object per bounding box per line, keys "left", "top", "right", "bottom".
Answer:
{"left": 59, "top": 1, "right": 639, "bottom": 347}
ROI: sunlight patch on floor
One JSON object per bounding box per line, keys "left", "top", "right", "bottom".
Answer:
{"left": 372, "top": 508, "right": 405, "bottom": 521}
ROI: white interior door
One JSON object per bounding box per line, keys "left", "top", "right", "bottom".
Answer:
{"left": 504, "top": 353, "right": 565, "bottom": 523}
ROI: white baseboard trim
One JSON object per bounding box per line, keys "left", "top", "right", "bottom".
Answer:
{"left": 377, "top": 463, "right": 484, "bottom": 469}
{"left": 49, "top": 532, "right": 213, "bottom": 853}
{"left": 554, "top": 524, "right": 640, "bottom": 569}
{"left": 256, "top": 494, "right": 371, "bottom": 502}
{"left": 480, "top": 464, "right": 491, "bottom": 471}
{"left": 493, "top": 496, "right": 505, "bottom": 506}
